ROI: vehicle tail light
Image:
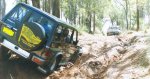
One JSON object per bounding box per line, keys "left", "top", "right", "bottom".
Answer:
{"left": 32, "top": 56, "right": 45, "bottom": 65}
{"left": 44, "top": 51, "right": 52, "bottom": 57}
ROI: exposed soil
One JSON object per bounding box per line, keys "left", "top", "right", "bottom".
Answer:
{"left": 1, "top": 31, "right": 150, "bottom": 79}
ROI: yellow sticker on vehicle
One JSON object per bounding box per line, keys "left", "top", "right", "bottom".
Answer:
{"left": 2, "top": 27, "right": 14, "bottom": 36}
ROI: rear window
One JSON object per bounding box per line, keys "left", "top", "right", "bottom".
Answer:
{"left": 4, "top": 4, "right": 55, "bottom": 32}
{"left": 11, "top": 7, "right": 28, "bottom": 21}
{"left": 5, "top": 5, "right": 29, "bottom": 28}
{"left": 109, "top": 27, "right": 119, "bottom": 29}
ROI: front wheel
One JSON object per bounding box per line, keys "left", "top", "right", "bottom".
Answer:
{"left": 0, "top": 46, "right": 11, "bottom": 61}
{"left": 69, "top": 47, "right": 82, "bottom": 63}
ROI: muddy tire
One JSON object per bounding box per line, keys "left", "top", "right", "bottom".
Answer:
{"left": 69, "top": 47, "right": 82, "bottom": 63}
{"left": 47, "top": 53, "right": 62, "bottom": 74}
{"left": 0, "top": 46, "right": 11, "bottom": 61}
{"left": 69, "top": 51, "right": 82, "bottom": 63}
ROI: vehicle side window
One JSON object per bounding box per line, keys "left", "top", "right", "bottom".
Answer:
{"left": 51, "top": 26, "right": 76, "bottom": 47}
{"left": 28, "top": 14, "right": 54, "bottom": 33}
{"left": 51, "top": 26, "right": 77, "bottom": 56}
{"left": 28, "top": 13, "right": 40, "bottom": 22}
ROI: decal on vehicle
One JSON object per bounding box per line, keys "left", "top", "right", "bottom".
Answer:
{"left": 18, "top": 24, "right": 42, "bottom": 48}
{"left": 2, "top": 27, "right": 14, "bottom": 36}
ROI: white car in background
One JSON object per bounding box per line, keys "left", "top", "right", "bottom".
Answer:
{"left": 107, "top": 26, "right": 121, "bottom": 36}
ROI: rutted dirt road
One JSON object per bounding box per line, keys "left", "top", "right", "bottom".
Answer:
{"left": 1, "top": 32, "right": 150, "bottom": 79}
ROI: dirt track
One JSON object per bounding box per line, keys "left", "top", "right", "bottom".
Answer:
{"left": 1, "top": 32, "right": 150, "bottom": 79}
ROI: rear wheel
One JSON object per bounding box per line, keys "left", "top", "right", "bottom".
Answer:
{"left": 48, "top": 55, "right": 62, "bottom": 72}
{"left": 40, "top": 53, "right": 62, "bottom": 74}
{"left": 0, "top": 46, "right": 11, "bottom": 61}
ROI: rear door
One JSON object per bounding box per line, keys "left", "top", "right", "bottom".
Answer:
{"left": 1, "top": 5, "right": 30, "bottom": 44}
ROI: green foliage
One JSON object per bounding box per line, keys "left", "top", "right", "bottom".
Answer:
{"left": 77, "top": 25, "right": 89, "bottom": 34}
{"left": 17, "top": 0, "right": 150, "bottom": 33}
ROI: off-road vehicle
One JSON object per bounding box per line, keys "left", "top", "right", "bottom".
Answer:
{"left": 0, "top": 3, "right": 82, "bottom": 74}
{"left": 107, "top": 26, "right": 121, "bottom": 36}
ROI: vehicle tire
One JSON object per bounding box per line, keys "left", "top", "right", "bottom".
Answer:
{"left": 47, "top": 53, "right": 62, "bottom": 73}
{"left": 0, "top": 46, "right": 11, "bottom": 61}
{"left": 69, "top": 47, "right": 82, "bottom": 63}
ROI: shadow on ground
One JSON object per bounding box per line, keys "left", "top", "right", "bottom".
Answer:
{"left": 0, "top": 58, "right": 47, "bottom": 79}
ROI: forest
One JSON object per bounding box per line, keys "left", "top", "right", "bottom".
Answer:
{"left": 1, "top": 0, "right": 150, "bottom": 79}
{"left": 1, "top": 0, "right": 150, "bottom": 34}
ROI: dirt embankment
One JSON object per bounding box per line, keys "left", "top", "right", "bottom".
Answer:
{"left": 1, "top": 32, "right": 150, "bottom": 79}
{"left": 48, "top": 32, "right": 150, "bottom": 79}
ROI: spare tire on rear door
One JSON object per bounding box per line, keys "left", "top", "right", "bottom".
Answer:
{"left": 16, "top": 22, "right": 46, "bottom": 51}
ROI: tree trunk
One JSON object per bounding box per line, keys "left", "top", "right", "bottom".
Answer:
{"left": 81, "top": 14, "right": 84, "bottom": 25}
{"left": 136, "top": 0, "right": 140, "bottom": 31}
{"left": 0, "top": 0, "right": 6, "bottom": 20}
{"left": 73, "top": 0, "right": 77, "bottom": 24}
{"left": 68, "top": 0, "right": 73, "bottom": 24}
{"left": 125, "top": 0, "right": 129, "bottom": 30}
{"left": 42, "top": 0, "right": 45, "bottom": 11}
{"left": 47, "top": 0, "right": 51, "bottom": 14}
{"left": 93, "top": 12, "right": 96, "bottom": 34}
{"left": 25, "top": 0, "right": 27, "bottom": 4}
{"left": 79, "top": 14, "right": 81, "bottom": 25}
{"left": 89, "top": 14, "right": 92, "bottom": 33}
{"left": 43, "top": 0, "right": 51, "bottom": 14}
{"left": 45, "top": 0, "right": 47, "bottom": 11}
{"left": 60, "top": 1, "right": 62, "bottom": 19}
{"left": 52, "top": 0, "right": 60, "bottom": 18}
{"left": 86, "top": 12, "right": 92, "bottom": 33}
{"left": 32, "top": 0, "right": 40, "bottom": 8}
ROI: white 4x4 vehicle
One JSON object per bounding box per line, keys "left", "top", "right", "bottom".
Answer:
{"left": 107, "top": 26, "right": 121, "bottom": 36}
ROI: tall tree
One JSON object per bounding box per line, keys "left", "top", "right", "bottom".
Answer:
{"left": 42, "top": 0, "right": 51, "bottom": 14}
{"left": 85, "top": 0, "right": 92, "bottom": 33}
{"left": 52, "top": 0, "right": 60, "bottom": 18}
{"left": 0, "top": 0, "right": 6, "bottom": 20}
{"left": 93, "top": 11, "right": 96, "bottom": 33}
{"left": 136, "top": 0, "right": 140, "bottom": 31}
{"left": 19, "top": 0, "right": 28, "bottom": 4}
{"left": 125, "top": 0, "right": 129, "bottom": 30}
{"left": 32, "top": 0, "right": 40, "bottom": 8}
{"left": 47, "top": 0, "right": 51, "bottom": 13}
{"left": 25, "top": 0, "right": 27, "bottom": 4}
{"left": 115, "top": 0, "right": 129, "bottom": 30}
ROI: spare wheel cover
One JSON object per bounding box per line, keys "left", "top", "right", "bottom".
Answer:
{"left": 17, "top": 22, "right": 46, "bottom": 51}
